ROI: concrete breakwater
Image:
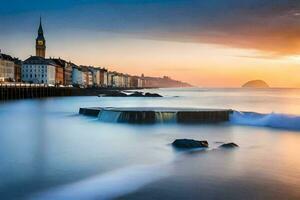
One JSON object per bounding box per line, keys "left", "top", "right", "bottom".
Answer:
{"left": 79, "top": 107, "right": 233, "bottom": 124}
{"left": 0, "top": 85, "right": 142, "bottom": 101}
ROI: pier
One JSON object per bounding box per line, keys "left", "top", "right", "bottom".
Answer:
{"left": 79, "top": 107, "right": 233, "bottom": 123}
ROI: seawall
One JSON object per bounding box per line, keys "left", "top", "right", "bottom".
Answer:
{"left": 0, "top": 85, "right": 144, "bottom": 101}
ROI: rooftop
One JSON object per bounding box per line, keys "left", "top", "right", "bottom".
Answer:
{"left": 23, "top": 56, "right": 56, "bottom": 66}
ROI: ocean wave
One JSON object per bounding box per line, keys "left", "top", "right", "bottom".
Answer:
{"left": 230, "top": 111, "right": 300, "bottom": 131}
{"left": 29, "top": 164, "right": 170, "bottom": 200}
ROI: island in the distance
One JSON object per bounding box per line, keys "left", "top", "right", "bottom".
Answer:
{"left": 242, "top": 80, "right": 269, "bottom": 88}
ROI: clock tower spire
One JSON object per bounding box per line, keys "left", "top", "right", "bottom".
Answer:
{"left": 36, "top": 17, "right": 46, "bottom": 58}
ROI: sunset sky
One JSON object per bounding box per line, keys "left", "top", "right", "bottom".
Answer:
{"left": 1, "top": 0, "right": 300, "bottom": 87}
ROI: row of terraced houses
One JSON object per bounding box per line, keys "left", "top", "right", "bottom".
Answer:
{"left": 0, "top": 53, "right": 145, "bottom": 88}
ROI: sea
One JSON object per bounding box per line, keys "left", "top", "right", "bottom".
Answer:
{"left": 0, "top": 88, "right": 300, "bottom": 200}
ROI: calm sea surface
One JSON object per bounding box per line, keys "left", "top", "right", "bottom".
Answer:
{"left": 0, "top": 88, "right": 300, "bottom": 200}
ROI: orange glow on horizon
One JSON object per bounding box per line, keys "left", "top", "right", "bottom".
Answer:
{"left": 5, "top": 30, "right": 300, "bottom": 88}
{"left": 44, "top": 33, "right": 300, "bottom": 88}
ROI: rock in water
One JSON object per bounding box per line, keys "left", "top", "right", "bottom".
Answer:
{"left": 242, "top": 80, "right": 269, "bottom": 88}
{"left": 128, "top": 92, "right": 162, "bottom": 97}
{"left": 98, "top": 91, "right": 128, "bottom": 97}
{"left": 128, "top": 91, "right": 144, "bottom": 97}
{"left": 219, "top": 143, "right": 239, "bottom": 148}
{"left": 172, "top": 139, "right": 209, "bottom": 149}
{"left": 144, "top": 92, "right": 162, "bottom": 97}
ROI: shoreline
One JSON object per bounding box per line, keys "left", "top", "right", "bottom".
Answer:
{"left": 0, "top": 86, "right": 157, "bottom": 101}
{"left": 2, "top": 86, "right": 299, "bottom": 101}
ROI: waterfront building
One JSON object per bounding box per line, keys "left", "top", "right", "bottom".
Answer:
{"left": 72, "top": 65, "right": 85, "bottom": 86}
{"left": 112, "top": 72, "right": 122, "bottom": 87}
{"left": 107, "top": 71, "right": 113, "bottom": 87}
{"left": 14, "top": 58, "right": 22, "bottom": 82}
{"left": 90, "top": 67, "right": 100, "bottom": 86}
{"left": 102, "top": 69, "right": 108, "bottom": 87}
{"left": 119, "top": 74, "right": 125, "bottom": 87}
{"left": 80, "top": 66, "right": 93, "bottom": 87}
{"left": 81, "top": 69, "right": 88, "bottom": 86}
{"left": 63, "top": 62, "right": 73, "bottom": 86}
{"left": 124, "top": 74, "right": 130, "bottom": 88}
{"left": 114, "top": 73, "right": 127, "bottom": 88}
{"left": 87, "top": 68, "right": 93, "bottom": 87}
{"left": 36, "top": 17, "right": 46, "bottom": 58}
{"left": 98, "top": 68, "right": 107, "bottom": 87}
{"left": 110, "top": 72, "right": 115, "bottom": 87}
{"left": 130, "top": 76, "right": 143, "bottom": 88}
{"left": 55, "top": 64, "right": 64, "bottom": 85}
{"left": 79, "top": 66, "right": 87, "bottom": 86}
{"left": 130, "top": 76, "right": 139, "bottom": 88}
{"left": 0, "top": 53, "right": 15, "bottom": 82}
{"left": 138, "top": 77, "right": 143, "bottom": 88}
{"left": 52, "top": 58, "right": 72, "bottom": 85}
{"left": 22, "top": 56, "right": 56, "bottom": 84}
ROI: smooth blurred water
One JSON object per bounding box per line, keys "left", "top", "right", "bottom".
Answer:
{"left": 0, "top": 88, "right": 300, "bottom": 200}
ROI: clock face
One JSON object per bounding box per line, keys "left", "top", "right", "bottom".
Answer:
{"left": 38, "top": 40, "right": 44, "bottom": 45}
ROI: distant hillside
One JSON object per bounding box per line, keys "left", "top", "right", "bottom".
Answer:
{"left": 143, "top": 76, "right": 191, "bottom": 88}
{"left": 242, "top": 80, "right": 269, "bottom": 88}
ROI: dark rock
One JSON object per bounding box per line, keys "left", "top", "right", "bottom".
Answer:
{"left": 128, "top": 91, "right": 144, "bottom": 97}
{"left": 125, "top": 91, "right": 163, "bottom": 97}
{"left": 172, "top": 139, "right": 209, "bottom": 149}
{"left": 98, "top": 90, "right": 128, "bottom": 97}
{"left": 109, "top": 91, "right": 128, "bottom": 97}
{"left": 144, "top": 92, "right": 163, "bottom": 97}
{"left": 219, "top": 143, "right": 239, "bottom": 148}
{"left": 97, "top": 90, "right": 163, "bottom": 97}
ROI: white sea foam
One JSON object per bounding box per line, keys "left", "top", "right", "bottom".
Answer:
{"left": 30, "top": 164, "right": 170, "bottom": 200}
{"left": 230, "top": 111, "right": 300, "bottom": 131}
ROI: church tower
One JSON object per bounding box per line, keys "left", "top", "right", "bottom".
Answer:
{"left": 36, "top": 17, "right": 46, "bottom": 58}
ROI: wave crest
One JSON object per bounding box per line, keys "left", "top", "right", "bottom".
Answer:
{"left": 230, "top": 111, "right": 300, "bottom": 131}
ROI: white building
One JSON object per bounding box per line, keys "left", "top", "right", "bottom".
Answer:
{"left": 112, "top": 72, "right": 122, "bottom": 87}
{"left": 80, "top": 66, "right": 93, "bottom": 87}
{"left": 87, "top": 68, "right": 94, "bottom": 87}
{"left": 0, "top": 53, "right": 15, "bottom": 82}
{"left": 22, "top": 56, "right": 55, "bottom": 84}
